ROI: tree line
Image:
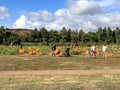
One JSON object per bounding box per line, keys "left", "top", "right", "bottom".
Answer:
{"left": 0, "top": 26, "right": 120, "bottom": 46}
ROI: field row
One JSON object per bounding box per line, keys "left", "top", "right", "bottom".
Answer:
{"left": 0, "top": 45, "right": 120, "bottom": 57}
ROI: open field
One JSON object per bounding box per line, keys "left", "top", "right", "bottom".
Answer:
{"left": 0, "top": 75, "right": 120, "bottom": 90}
{"left": 0, "top": 55, "right": 120, "bottom": 70}
{"left": 0, "top": 55, "right": 120, "bottom": 90}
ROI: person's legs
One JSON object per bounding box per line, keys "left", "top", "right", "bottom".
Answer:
{"left": 52, "top": 51, "right": 55, "bottom": 56}
{"left": 104, "top": 52, "right": 107, "bottom": 58}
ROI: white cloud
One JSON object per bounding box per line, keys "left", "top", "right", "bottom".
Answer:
{"left": 98, "top": 0, "right": 114, "bottom": 7}
{"left": 12, "top": 0, "right": 120, "bottom": 32}
{"left": 97, "top": 0, "right": 120, "bottom": 12}
{"left": 39, "top": 10, "right": 54, "bottom": 21}
{"left": 0, "top": 6, "right": 9, "bottom": 20}
{"left": 68, "top": 0, "right": 104, "bottom": 15}
{"left": 54, "top": 8, "right": 70, "bottom": 17}
{"left": 98, "top": 0, "right": 120, "bottom": 9}
{"left": 13, "top": 15, "right": 27, "bottom": 28}
{"left": 27, "top": 12, "right": 41, "bottom": 21}
{"left": 12, "top": 10, "right": 54, "bottom": 29}
{"left": 27, "top": 10, "right": 54, "bottom": 22}
{"left": 13, "top": 15, "right": 41, "bottom": 29}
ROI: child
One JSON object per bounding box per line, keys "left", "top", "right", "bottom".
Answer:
{"left": 86, "top": 49, "right": 90, "bottom": 58}
{"left": 65, "top": 48, "right": 70, "bottom": 57}
{"left": 91, "top": 44, "right": 97, "bottom": 58}
{"left": 102, "top": 44, "right": 108, "bottom": 58}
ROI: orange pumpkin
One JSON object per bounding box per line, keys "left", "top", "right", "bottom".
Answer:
{"left": 19, "top": 48, "right": 25, "bottom": 54}
{"left": 29, "top": 51, "right": 33, "bottom": 55}
{"left": 54, "top": 48, "right": 60, "bottom": 54}
{"left": 108, "top": 52, "right": 114, "bottom": 57}
{"left": 75, "top": 49, "right": 80, "bottom": 54}
{"left": 39, "top": 52, "right": 43, "bottom": 56}
{"left": 110, "top": 52, "right": 114, "bottom": 56}
{"left": 59, "top": 52, "right": 64, "bottom": 56}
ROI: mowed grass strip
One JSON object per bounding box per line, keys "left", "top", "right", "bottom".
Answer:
{"left": 0, "top": 55, "right": 120, "bottom": 71}
{"left": 0, "top": 75, "right": 120, "bottom": 90}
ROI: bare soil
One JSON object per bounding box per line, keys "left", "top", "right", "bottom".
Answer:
{"left": 0, "top": 70, "right": 120, "bottom": 76}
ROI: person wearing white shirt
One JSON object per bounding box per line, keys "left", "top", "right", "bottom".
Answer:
{"left": 91, "top": 45, "right": 96, "bottom": 58}
{"left": 102, "top": 44, "right": 108, "bottom": 58}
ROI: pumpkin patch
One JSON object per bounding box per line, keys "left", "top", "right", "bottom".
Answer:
{"left": 19, "top": 48, "right": 25, "bottom": 54}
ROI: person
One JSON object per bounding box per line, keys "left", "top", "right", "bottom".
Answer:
{"left": 102, "top": 44, "right": 108, "bottom": 58}
{"left": 51, "top": 43, "right": 56, "bottom": 56}
{"left": 85, "top": 49, "right": 90, "bottom": 58}
{"left": 64, "top": 48, "right": 70, "bottom": 57}
{"left": 91, "top": 44, "right": 97, "bottom": 58}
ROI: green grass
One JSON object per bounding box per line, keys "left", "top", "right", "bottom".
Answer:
{"left": 0, "top": 54, "right": 120, "bottom": 90}
{"left": 0, "top": 75, "right": 120, "bottom": 90}
{"left": 0, "top": 55, "right": 120, "bottom": 71}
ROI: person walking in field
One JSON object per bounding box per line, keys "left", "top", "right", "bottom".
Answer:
{"left": 65, "top": 48, "right": 70, "bottom": 57}
{"left": 85, "top": 49, "right": 90, "bottom": 58}
{"left": 91, "top": 44, "right": 97, "bottom": 58}
{"left": 51, "top": 43, "right": 56, "bottom": 56}
{"left": 102, "top": 44, "right": 108, "bottom": 58}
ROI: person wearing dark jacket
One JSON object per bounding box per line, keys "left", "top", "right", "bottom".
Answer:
{"left": 65, "top": 48, "right": 70, "bottom": 57}
{"left": 51, "top": 43, "right": 56, "bottom": 56}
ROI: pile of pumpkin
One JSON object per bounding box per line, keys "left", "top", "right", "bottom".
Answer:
{"left": 19, "top": 47, "right": 43, "bottom": 56}
{"left": 53, "top": 48, "right": 64, "bottom": 56}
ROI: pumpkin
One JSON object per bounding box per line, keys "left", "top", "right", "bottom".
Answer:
{"left": 75, "top": 49, "right": 80, "bottom": 54}
{"left": 109, "top": 52, "right": 114, "bottom": 56}
{"left": 96, "top": 52, "right": 99, "bottom": 55}
{"left": 39, "top": 52, "right": 43, "bottom": 56}
{"left": 108, "top": 52, "right": 114, "bottom": 57}
{"left": 54, "top": 48, "right": 60, "bottom": 54}
{"left": 19, "top": 48, "right": 25, "bottom": 54}
{"left": 59, "top": 52, "right": 64, "bottom": 56}
{"left": 29, "top": 51, "right": 33, "bottom": 55}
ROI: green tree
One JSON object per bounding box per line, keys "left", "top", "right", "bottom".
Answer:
{"left": 78, "top": 29, "right": 86, "bottom": 43}
{"left": 59, "top": 27, "right": 68, "bottom": 42}
{"left": 48, "top": 30, "right": 59, "bottom": 42}
{"left": 0, "top": 26, "right": 5, "bottom": 44}
{"left": 87, "top": 32, "right": 97, "bottom": 43}
{"left": 28, "top": 28, "right": 39, "bottom": 42}
{"left": 96, "top": 27, "right": 106, "bottom": 43}
{"left": 3, "top": 32, "right": 20, "bottom": 45}
{"left": 106, "top": 27, "right": 114, "bottom": 43}
{"left": 71, "top": 29, "right": 79, "bottom": 43}
{"left": 102, "top": 27, "right": 107, "bottom": 41}
{"left": 115, "top": 27, "right": 120, "bottom": 46}
{"left": 67, "top": 29, "right": 72, "bottom": 42}
{"left": 39, "top": 27, "right": 48, "bottom": 43}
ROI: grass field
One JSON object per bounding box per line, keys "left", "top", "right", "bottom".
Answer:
{"left": 0, "top": 75, "right": 120, "bottom": 90}
{"left": 0, "top": 54, "right": 120, "bottom": 90}
{"left": 0, "top": 54, "right": 120, "bottom": 71}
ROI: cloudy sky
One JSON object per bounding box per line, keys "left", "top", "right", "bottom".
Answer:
{"left": 0, "top": 0, "right": 120, "bottom": 32}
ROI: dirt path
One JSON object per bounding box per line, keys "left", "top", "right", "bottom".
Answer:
{"left": 0, "top": 70, "right": 120, "bottom": 76}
